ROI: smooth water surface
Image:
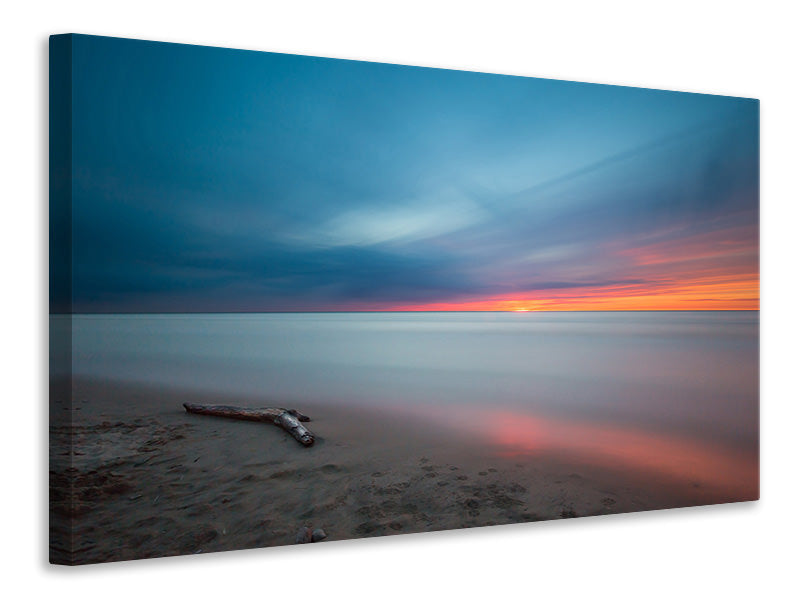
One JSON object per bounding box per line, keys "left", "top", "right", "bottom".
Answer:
{"left": 59, "top": 311, "right": 759, "bottom": 496}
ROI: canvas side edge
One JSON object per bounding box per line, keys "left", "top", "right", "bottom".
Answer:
{"left": 48, "top": 33, "right": 76, "bottom": 566}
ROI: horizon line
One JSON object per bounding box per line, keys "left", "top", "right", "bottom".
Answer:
{"left": 51, "top": 308, "right": 761, "bottom": 315}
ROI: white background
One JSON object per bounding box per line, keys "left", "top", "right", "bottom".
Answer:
{"left": 2, "top": 1, "right": 797, "bottom": 598}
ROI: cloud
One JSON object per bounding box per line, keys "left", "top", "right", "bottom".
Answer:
{"left": 63, "top": 35, "right": 759, "bottom": 312}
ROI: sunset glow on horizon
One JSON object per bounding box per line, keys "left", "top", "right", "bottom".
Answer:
{"left": 388, "top": 276, "right": 759, "bottom": 312}
{"left": 349, "top": 222, "right": 760, "bottom": 311}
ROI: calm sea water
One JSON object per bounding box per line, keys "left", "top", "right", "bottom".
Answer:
{"left": 54, "top": 311, "right": 759, "bottom": 495}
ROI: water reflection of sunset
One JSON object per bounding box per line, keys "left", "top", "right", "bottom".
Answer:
{"left": 419, "top": 407, "right": 758, "bottom": 499}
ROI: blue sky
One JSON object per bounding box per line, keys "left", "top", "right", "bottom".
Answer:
{"left": 54, "top": 34, "right": 758, "bottom": 312}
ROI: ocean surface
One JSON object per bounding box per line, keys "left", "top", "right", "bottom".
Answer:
{"left": 54, "top": 311, "right": 759, "bottom": 496}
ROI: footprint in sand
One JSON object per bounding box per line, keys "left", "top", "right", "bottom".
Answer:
{"left": 463, "top": 498, "right": 481, "bottom": 517}
{"left": 319, "top": 464, "right": 343, "bottom": 474}
{"left": 354, "top": 521, "right": 382, "bottom": 535}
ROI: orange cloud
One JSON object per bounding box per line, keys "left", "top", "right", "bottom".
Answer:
{"left": 390, "top": 223, "right": 759, "bottom": 311}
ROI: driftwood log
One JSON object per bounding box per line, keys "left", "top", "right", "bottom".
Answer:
{"left": 182, "top": 403, "right": 315, "bottom": 447}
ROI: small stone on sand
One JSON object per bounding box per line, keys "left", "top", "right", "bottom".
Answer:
{"left": 295, "top": 526, "right": 312, "bottom": 543}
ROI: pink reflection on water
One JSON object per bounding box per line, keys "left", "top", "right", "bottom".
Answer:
{"left": 409, "top": 405, "right": 758, "bottom": 499}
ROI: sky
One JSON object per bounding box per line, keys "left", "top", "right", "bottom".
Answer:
{"left": 53, "top": 34, "right": 759, "bottom": 313}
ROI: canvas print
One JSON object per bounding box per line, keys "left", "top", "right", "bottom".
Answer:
{"left": 49, "top": 34, "right": 759, "bottom": 565}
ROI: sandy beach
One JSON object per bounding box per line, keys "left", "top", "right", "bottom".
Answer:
{"left": 49, "top": 376, "right": 756, "bottom": 565}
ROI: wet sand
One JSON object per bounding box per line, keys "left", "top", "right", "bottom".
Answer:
{"left": 50, "top": 377, "right": 757, "bottom": 565}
